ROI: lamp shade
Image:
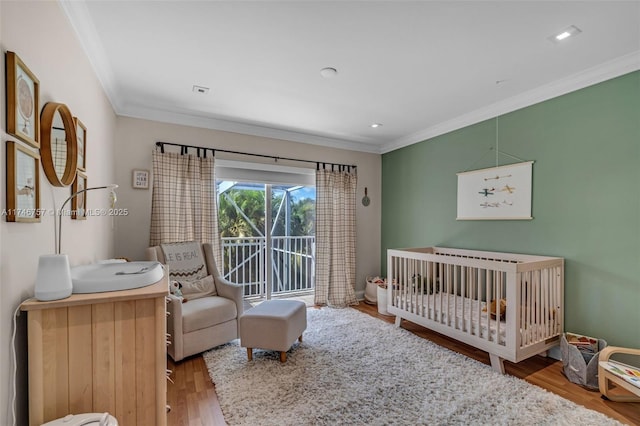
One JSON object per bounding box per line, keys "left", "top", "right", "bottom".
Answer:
{"left": 35, "top": 254, "right": 73, "bottom": 301}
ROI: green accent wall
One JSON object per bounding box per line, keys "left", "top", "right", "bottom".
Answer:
{"left": 382, "top": 71, "right": 640, "bottom": 348}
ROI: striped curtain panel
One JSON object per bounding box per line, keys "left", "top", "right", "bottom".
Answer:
{"left": 149, "top": 150, "right": 222, "bottom": 266}
{"left": 314, "top": 167, "right": 358, "bottom": 308}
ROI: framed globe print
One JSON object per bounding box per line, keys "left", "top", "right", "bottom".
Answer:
{"left": 6, "top": 51, "right": 40, "bottom": 149}
{"left": 6, "top": 141, "right": 40, "bottom": 222}
{"left": 74, "top": 117, "right": 87, "bottom": 171}
{"left": 71, "top": 171, "right": 87, "bottom": 220}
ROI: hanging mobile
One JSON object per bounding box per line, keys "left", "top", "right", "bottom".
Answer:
{"left": 361, "top": 187, "right": 370, "bottom": 207}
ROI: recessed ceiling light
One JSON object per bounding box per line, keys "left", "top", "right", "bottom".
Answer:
{"left": 192, "top": 85, "right": 210, "bottom": 94}
{"left": 549, "top": 25, "right": 582, "bottom": 43}
{"left": 370, "top": 123, "right": 382, "bottom": 128}
{"left": 320, "top": 67, "right": 338, "bottom": 78}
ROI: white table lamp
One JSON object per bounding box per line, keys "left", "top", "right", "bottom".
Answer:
{"left": 34, "top": 184, "right": 118, "bottom": 301}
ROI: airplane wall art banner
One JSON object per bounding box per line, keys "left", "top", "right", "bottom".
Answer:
{"left": 457, "top": 161, "right": 533, "bottom": 220}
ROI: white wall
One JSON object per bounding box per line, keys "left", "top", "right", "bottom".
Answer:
{"left": 114, "top": 116, "right": 382, "bottom": 297}
{"left": 0, "top": 3, "right": 380, "bottom": 422}
{"left": 0, "top": 2, "right": 116, "bottom": 424}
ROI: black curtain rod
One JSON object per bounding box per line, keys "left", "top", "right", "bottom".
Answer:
{"left": 155, "top": 141, "right": 357, "bottom": 170}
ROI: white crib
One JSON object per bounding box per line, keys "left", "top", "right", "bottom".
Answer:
{"left": 387, "top": 247, "right": 564, "bottom": 373}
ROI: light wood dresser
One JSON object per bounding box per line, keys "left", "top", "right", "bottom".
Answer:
{"left": 21, "top": 276, "right": 169, "bottom": 426}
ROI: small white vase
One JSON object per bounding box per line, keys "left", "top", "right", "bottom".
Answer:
{"left": 35, "top": 254, "right": 73, "bottom": 301}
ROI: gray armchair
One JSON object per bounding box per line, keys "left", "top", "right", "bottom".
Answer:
{"left": 146, "top": 243, "right": 243, "bottom": 361}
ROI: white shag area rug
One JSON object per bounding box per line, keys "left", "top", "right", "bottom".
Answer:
{"left": 203, "top": 308, "right": 620, "bottom": 426}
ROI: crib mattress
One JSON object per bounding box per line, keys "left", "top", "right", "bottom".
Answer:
{"left": 395, "top": 293, "right": 558, "bottom": 346}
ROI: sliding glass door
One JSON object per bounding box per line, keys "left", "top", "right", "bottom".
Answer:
{"left": 217, "top": 181, "right": 315, "bottom": 300}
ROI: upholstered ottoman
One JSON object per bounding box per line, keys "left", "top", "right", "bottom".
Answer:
{"left": 240, "top": 300, "right": 307, "bottom": 362}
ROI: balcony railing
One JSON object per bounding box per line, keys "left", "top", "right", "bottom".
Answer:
{"left": 221, "top": 236, "right": 315, "bottom": 298}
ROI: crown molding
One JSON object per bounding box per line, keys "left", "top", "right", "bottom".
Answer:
{"left": 58, "top": 0, "right": 123, "bottom": 111}
{"left": 381, "top": 51, "right": 640, "bottom": 154}
{"left": 59, "top": 0, "right": 380, "bottom": 155}
{"left": 60, "top": 0, "right": 637, "bottom": 157}
{"left": 119, "top": 104, "right": 382, "bottom": 154}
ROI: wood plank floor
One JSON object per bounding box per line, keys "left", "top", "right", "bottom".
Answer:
{"left": 166, "top": 303, "right": 640, "bottom": 426}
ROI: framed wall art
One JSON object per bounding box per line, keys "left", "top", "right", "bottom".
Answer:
{"left": 132, "top": 169, "right": 149, "bottom": 189}
{"left": 71, "top": 171, "right": 87, "bottom": 220}
{"left": 74, "top": 117, "right": 87, "bottom": 171}
{"left": 457, "top": 161, "right": 533, "bottom": 220}
{"left": 6, "top": 141, "right": 40, "bottom": 222}
{"left": 6, "top": 51, "right": 40, "bottom": 148}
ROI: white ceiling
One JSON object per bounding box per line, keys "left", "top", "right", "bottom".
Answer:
{"left": 61, "top": 1, "right": 640, "bottom": 154}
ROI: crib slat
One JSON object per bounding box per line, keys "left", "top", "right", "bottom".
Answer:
{"left": 551, "top": 268, "right": 562, "bottom": 334}
{"left": 453, "top": 265, "right": 459, "bottom": 330}
{"left": 399, "top": 256, "right": 404, "bottom": 310}
{"left": 535, "top": 270, "right": 541, "bottom": 342}
{"left": 542, "top": 269, "right": 548, "bottom": 340}
{"left": 486, "top": 268, "right": 491, "bottom": 342}
{"left": 495, "top": 270, "right": 500, "bottom": 345}
{"left": 551, "top": 268, "right": 556, "bottom": 335}
{"left": 505, "top": 270, "right": 518, "bottom": 354}
{"left": 407, "top": 259, "right": 412, "bottom": 313}
{"left": 521, "top": 272, "right": 531, "bottom": 344}
{"left": 390, "top": 256, "right": 394, "bottom": 309}
{"left": 547, "top": 268, "right": 552, "bottom": 338}
{"left": 406, "top": 257, "right": 410, "bottom": 311}
{"left": 423, "top": 261, "right": 428, "bottom": 318}
{"left": 526, "top": 272, "right": 531, "bottom": 346}
{"left": 443, "top": 264, "right": 448, "bottom": 325}
{"left": 431, "top": 261, "right": 436, "bottom": 320}
{"left": 438, "top": 263, "right": 443, "bottom": 323}
{"left": 391, "top": 256, "right": 396, "bottom": 309}
{"left": 418, "top": 260, "right": 423, "bottom": 317}
{"left": 402, "top": 257, "right": 407, "bottom": 311}
{"left": 413, "top": 259, "right": 418, "bottom": 314}
{"left": 395, "top": 256, "right": 399, "bottom": 309}
{"left": 407, "top": 257, "right": 412, "bottom": 312}
{"left": 526, "top": 272, "right": 532, "bottom": 345}
{"left": 415, "top": 259, "right": 419, "bottom": 314}
{"left": 446, "top": 264, "right": 451, "bottom": 326}
{"left": 413, "top": 259, "right": 417, "bottom": 315}
{"left": 476, "top": 268, "right": 481, "bottom": 338}
{"left": 398, "top": 256, "right": 402, "bottom": 310}
{"left": 461, "top": 266, "right": 466, "bottom": 332}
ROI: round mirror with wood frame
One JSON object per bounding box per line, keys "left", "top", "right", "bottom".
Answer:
{"left": 40, "top": 102, "right": 77, "bottom": 186}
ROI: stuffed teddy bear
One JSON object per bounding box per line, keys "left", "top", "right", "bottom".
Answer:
{"left": 483, "top": 298, "right": 506, "bottom": 320}
{"left": 169, "top": 280, "right": 187, "bottom": 303}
